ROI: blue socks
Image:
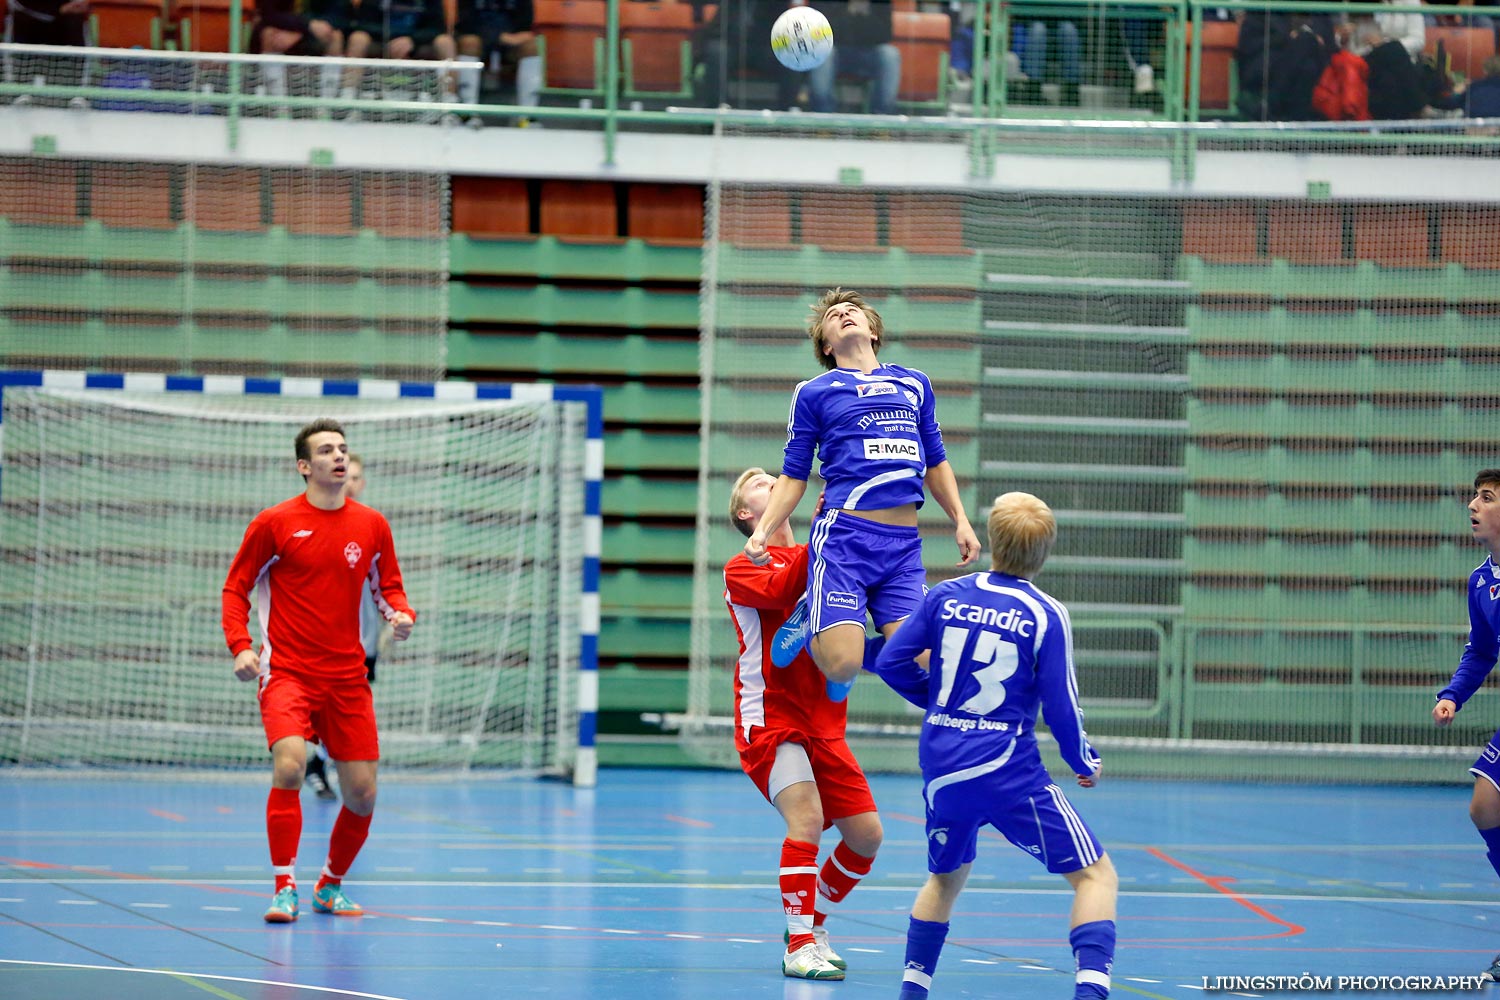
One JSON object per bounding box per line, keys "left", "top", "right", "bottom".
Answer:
{"left": 898, "top": 916, "right": 949, "bottom": 998}
{"left": 1070, "top": 919, "right": 1116, "bottom": 999}
{"left": 1480, "top": 825, "right": 1500, "bottom": 881}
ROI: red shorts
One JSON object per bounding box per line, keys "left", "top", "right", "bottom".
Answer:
{"left": 258, "top": 671, "right": 379, "bottom": 761}
{"left": 739, "top": 728, "right": 876, "bottom": 825}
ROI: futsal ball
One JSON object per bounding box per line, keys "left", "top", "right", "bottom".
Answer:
{"left": 771, "top": 6, "right": 834, "bottom": 73}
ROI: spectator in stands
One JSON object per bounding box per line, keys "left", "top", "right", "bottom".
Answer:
{"left": 806, "top": 0, "right": 901, "bottom": 115}
{"left": 1465, "top": 53, "right": 1500, "bottom": 115}
{"left": 1350, "top": 0, "right": 1428, "bottom": 60}
{"left": 1011, "top": 16, "right": 1081, "bottom": 105}
{"left": 9, "top": 0, "right": 89, "bottom": 46}
{"left": 250, "top": 0, "right": 345, "bottom": 98}
{"left": 451, "top": 0, "right": 540, "bottom": 109}
{"left": 1313, "top": 22, "right": 1371, "bottom": 120}
{"left": 695, "top": 0, "right": 799, "bottom": 110}
{"left": 326, "top": 0, "right": 449, "bottom": 104}
{"left": 1235, "top": 10, "right": 1336, "bottom": 120}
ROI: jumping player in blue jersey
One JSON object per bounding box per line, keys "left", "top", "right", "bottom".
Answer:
{"left": 872, "top": 491, "right": 1118, "bottom": 1000}
{"left": 744, "top": 288, "right": 981, "bottom": 697}
{"left": 1433, "top": 468, "right": 1500, "bottom": 982}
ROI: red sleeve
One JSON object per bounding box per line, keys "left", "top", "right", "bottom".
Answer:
{"left": 724, "top": 546, "right": 808, "bottom": 611}
{"left": 375, "top": 516, "right": 416, "bottom": 620}
{"left": 221, "top": 512, "right": 275, "bottom": 656}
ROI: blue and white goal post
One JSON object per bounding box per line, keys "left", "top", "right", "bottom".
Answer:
{"left": 0, "top": 370, "right": 603, "bottom": 787}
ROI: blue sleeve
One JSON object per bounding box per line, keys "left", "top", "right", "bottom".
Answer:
{"left": 871, "top": 606, "right": 932, "bottom": 708}
{"left": 1439, "top": 586, "right": 1499, "bottom": 709}
{"left": 915, "top": 369, "right": 947, "bottom": 468}
{"left": 781, "top": 380, "right": 818, "bottom": 482}
{"left": 1036, "top": 610, "right": 1101, "bottom": 776}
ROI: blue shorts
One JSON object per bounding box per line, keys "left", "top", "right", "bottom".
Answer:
{"left": 923, "top": 763, "right": 1103, "bottom": 875}
{"left": 806, "top": 510, "right": 923, "bottom": 635}
{"left": 1470, "top": 733, "right": 1500, "bottom": 790}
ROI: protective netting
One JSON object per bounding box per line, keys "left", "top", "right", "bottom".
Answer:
{"left": 0, "top": 49, "right": 450, "bottom": 381}
{"left": 0, "top": 387, "right": 585, "bottom": 771}
{"left": 687, "top": 120, "right": 1500, "bottom": 782}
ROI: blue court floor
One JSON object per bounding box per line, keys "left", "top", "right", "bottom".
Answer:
{"left": 0, "top": 767, "right": 1496, "bottom": 1000}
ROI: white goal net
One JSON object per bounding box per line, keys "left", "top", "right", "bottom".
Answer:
{"left": 0, "top": 375, "right": 594, "bottom": 778}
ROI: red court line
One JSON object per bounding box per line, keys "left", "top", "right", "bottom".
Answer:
{"left": 662, "top": 814, "right": 712, "bottom": 828}
{"left": 149, "top": 809, "right": 186, "bottom": 823}
{"left": 1146, "top": 846, "right": 1306, "bottom": 939}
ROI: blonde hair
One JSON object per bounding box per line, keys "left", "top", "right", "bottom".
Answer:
{"left": 806, "top": 288, "right": 884, "bottom": 371}
{"left": 988, "top": 492, "right": 1057, "bottom": 578}
{"left": 728, "top": 467, "right": 767, "bottom": 538}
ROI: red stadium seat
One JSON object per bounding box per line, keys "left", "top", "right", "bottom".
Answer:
{"left": 1353, "top": 205, "right": 1434, "bottom": 268}
{"left": 451, "top": 176, "right": 532, "bottom": 237}
{"left": 0, "top": 158, "right": 82, "bottom": 225}
{"left": 93, "top": 162, "right": 176, "bottom": 229}
{"left": 90, "top": 0, "right": 168, "bottom": 49}
{"left": 186, "top": 165, "right": 266, "bottom": 232}
{"left": 1184, "top": 20, "right": 1239, "bottom": 114}
{"left": 625, "top": 183, "right": 704, "bottom": 244}
{"left": 174, "top": 0, "right": 255, "bottom": 52}
{"left": 270, "top": 169, "right": 355, "bottom": 235}
{"left": 1439, "top": 205, "right": 1500, "bottom": 270}
{"left": 1183, "top": 200, "right": 1259, "bottom": 263}
{"left": 889, "top": 192, "right": 966, "bottom": 254}
{"left": 893, "top": 11, "right": 949, "bottom": 112}
{"left": 533, "top": 0, "right": 606, "bottom": 98}
{"left": 717, "top": 187, "right": 793, "bottom": 247}
{"left": 800, "top": 190, "right": 879, "bottom": 251}
{"left": 363, "top": 176, "right": 444, "bottom": 239}
{"left": 1267, "top": 202, "right": 1343, "bottom": 264}
{"left": 539, "top": 180, "right": 618, "bottom": 239}
{"left": 620, "top": 1, "right": 695, "bottom": 99}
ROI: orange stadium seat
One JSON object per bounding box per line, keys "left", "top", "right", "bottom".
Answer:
{"left": 0, "top": 158, "right": 82, "bottom": 225}
{"left": 451, "top": 176, "right": 532, "bottom": 237}
{"left": 892, "top": 11, "right": 949, "bottom": 111}
{"left": 1439, "top": 205, "right": 1500, "bottom": 269}
{"left": 800, "top": 190, "right": 880, "bottom": 251}
{"left": 533, "top": 0, "right": 606, "bottom": 97}
{"left": 1267, "top": 202, "right": 1343, "bottom": 264}
{"left": 1183, "top": 200, "right": 1259, "bottom": 263}
{"left": 1184, "top": 20, "right": 1239, "bottom": 114}
{"left": 90, "top": 0, "right": 167, "bottom": 49}
{"left": 716, "top": 187, "right": 793, "bottom": 246}
{"left": 539, "top": 180, "right": 618, "bottom": 239}
{"left": 363, "top": 176, "right": 444, "bottom": 239}
{"left": 1353, "top": 205, "right": 1434, "bottom": 267}
{"left": 174, "top": 0, "right": 255, "bottom": 52}
{"left": 93, "top": 162, "right": 176, "bottom": 229}
{"left": 271, "top": 169, "right": 355, "bottom": 235}
{"left": 625, "top": 183, "right": 704, "bottom": 244}
{"left": 620, "top": 1, "right": 695, "bottom": 99}
{"left": 889, "top": 192, "right": 966, "bottom": 254}
{"left": 186, "top": 166, "right": 266, "bottom": 232}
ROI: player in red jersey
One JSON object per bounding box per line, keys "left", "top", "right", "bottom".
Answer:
{"left": 222, "top": 418, "right": 416, "bottom": 924}
{"left": 725, "top": 467, "right": 885, "bottom": 981}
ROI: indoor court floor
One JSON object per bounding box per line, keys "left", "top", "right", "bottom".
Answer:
{"left": 1, "top": 767, "right": 1496, "bottom": 999}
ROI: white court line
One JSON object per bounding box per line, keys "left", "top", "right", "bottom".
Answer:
{"left": 0, "top": 960, "right": 413, "bottom": 999}
{"left": 57, "top": 900, "right": 98, "bottom": 906}
{"left": 130, "top": 902, "right": 169, "bottom": 908}
{"left": 4, "top": 878, "right": 1500, "bottom": 907}
{"left": 200, "top": 906, "right": 240, "bottom": 912}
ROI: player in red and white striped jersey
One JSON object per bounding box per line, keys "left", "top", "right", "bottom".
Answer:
{"left": 221, "top": 418, "right": 416, "bottom": 925}
{"left": 724, "top": 467, "right": 885, "bottom": 981}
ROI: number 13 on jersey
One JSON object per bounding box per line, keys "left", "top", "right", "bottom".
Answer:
{"left": 936, "top": 626, "right": 1020, "bottom": 715}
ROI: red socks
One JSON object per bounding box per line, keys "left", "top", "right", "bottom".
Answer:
{"left": 780, "top": 838, "right": 820, "bottom": 951}
{"left": 266, "top": 787, "right": 302, "bottom": 892}
{"left": 318, "top": 806, "right": 373, "bottom": 889}
{"left": 818, "top": 840, "right": 875, "bottom": 910}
